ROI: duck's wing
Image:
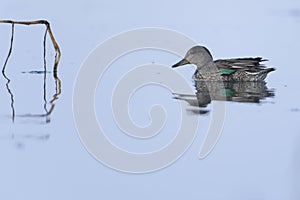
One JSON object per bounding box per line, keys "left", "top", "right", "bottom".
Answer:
{"left": 214, "top": 57, "right": 267, "bottom": 69}
{"left": 214, "top": 57, "right": 272, "bottom": 75}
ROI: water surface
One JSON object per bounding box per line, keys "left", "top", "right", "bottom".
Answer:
{"left": 1, "top": 0, "right": 300, "bottom": 199}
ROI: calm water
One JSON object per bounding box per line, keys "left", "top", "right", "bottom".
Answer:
{"left": 1, "top": 0, "right": 300, "bottom": 199}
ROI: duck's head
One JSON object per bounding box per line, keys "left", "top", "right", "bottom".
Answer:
{"left": 172, "top": 46, "right": 213, "bottom": 69}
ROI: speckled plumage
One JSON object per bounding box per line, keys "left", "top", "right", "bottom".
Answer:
{"left": 172, "top": 46, "right": 275, "bottom": 82}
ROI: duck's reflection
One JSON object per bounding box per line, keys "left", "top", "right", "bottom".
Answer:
{"left": 174, "top": 81, "right": 274, "bottom": 114}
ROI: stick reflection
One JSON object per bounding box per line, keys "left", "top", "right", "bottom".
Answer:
{"left": 1, "top": 20, "right": 61, "bottom": 123}
{"left": 1, "top": 23, "right": 15, "bottom": 121}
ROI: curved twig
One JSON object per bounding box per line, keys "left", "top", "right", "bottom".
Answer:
{"left": 0, "top": 19, "right": 61, "bottom": 71}
{"left": 0, "top": 20, "right": 62, "bottom": 122}
{"left": 1, "top": 23, "right": 15, "bottom": 122}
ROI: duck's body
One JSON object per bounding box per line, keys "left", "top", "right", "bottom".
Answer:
{"left": 193, "top": 57, "right": 275, "bottom": 81}
{"left": 172, "top": 46, "right": 275, "bottom": 82}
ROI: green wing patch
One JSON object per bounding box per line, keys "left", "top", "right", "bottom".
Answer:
{"left": 219, "top": 69, "right": 236, "bottom": 75}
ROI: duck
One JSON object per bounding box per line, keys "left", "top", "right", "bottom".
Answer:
{"left": 172, "top": 46, "right": 275, "bottom": 81}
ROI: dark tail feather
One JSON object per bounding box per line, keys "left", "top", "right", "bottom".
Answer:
{"left": 259, "top": 67, "right": 275, "bottom": 81}
{"left": 266, "top": 67, "right": 276, "bottom": 73}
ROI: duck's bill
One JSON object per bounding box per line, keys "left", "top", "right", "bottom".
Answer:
{"left": 172, "top": 59, "right": 190, "bottom": 68}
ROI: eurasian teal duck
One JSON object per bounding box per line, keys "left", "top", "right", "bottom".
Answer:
{"left": 172, "top": 46, "right": 275, "bottom": 81}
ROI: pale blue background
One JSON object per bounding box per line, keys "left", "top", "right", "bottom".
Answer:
{"left": 1, "top": 0, "right": 300, "bottom": 199}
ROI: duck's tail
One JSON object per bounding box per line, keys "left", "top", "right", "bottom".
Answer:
{"left": 258, "top": 67, "right": 276, "bottom": 80}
